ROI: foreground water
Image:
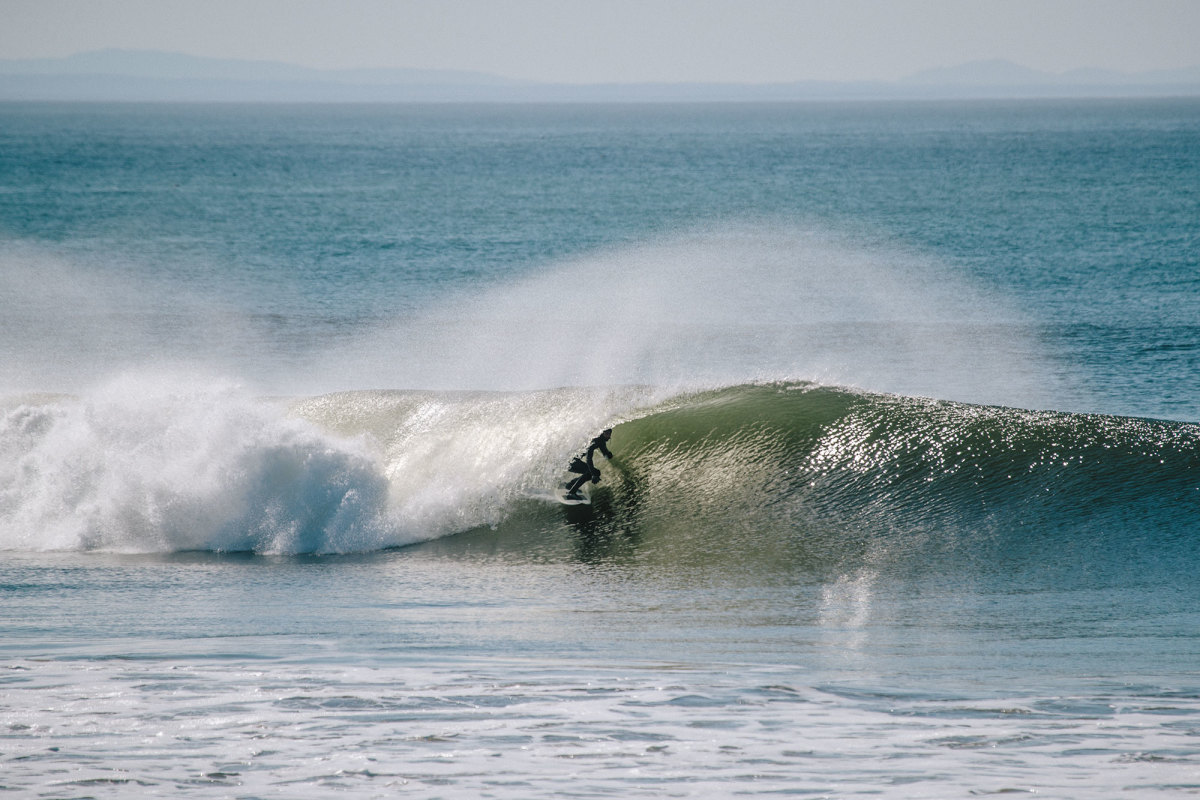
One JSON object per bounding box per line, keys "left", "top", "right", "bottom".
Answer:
{"left": 2, "top": 100, "right": 1199, "bottom": 797}
{"left": 5, "top": 540, "right": 1200, "bottom": 798}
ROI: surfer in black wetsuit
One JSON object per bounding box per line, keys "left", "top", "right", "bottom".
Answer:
{"left": 565, "top": 429, "right": 613, "bottom": 499}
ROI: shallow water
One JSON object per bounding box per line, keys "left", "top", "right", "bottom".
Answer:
{"left": 5, "top": 546, "right": 1200, "bottom": 798}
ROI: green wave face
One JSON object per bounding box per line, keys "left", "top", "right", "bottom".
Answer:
{"left": 471, "top": 383, "right": 1200, "bottom": 583}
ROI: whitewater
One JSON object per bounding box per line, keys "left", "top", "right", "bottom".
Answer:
{"left": 2, "top": 100, "right": 1199, "bottom": 798}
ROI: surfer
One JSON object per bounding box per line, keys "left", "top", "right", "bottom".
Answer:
{"left": 564, "top": 429, "right": 613, "bottom": 500}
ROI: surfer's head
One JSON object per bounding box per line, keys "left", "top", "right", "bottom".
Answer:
{"left": 601, "top": 428, "right": 612, "bottom": 439}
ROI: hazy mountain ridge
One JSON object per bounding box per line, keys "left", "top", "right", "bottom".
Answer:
{"left": 904, "top": 57, "right": 1200, "bottom": 87}
{"left": 0, "top": 49, "right": 526, "bottom": 86}
{"left": 2, "top": 49, "right": 1197, "bottom": 102}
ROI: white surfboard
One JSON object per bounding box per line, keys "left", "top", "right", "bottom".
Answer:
{"left": 557, "top": 488, "right": 590, "bottom": 506}
{"left": 522, "top": 486, "right": 591, "bottom": 506}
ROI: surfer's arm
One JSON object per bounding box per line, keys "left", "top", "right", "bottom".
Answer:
{"left": 584, "top": 439, "right": 610, "bottom": 465}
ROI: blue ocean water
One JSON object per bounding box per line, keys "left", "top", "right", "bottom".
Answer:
{"left": 2, "top": 99, "right": 1200, "bottom": 797}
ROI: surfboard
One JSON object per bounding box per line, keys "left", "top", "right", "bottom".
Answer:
{"left": 558, "top": 487, "right": 590, "bottom": 505}
{"left": 521, "top": 485, "right": 591, "bottom": 505}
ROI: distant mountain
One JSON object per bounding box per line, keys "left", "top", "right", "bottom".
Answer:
{"left": 0, "top": 49, "right": 535, "bottom": 102}
{"left": 1, "top": 50, "right": 1197, "bottom": 102}
{"left": 904, "top": 59, "right": 1051, "bottom": 86}
{"left": 0, "top": 49, "right": 525, "bottom": 86}
{"left": 905, "top": 58, "right": 1200, "bottom": 89}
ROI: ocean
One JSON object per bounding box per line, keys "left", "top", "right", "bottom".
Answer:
{"left": 2, "top": 98, "right": 1199, "bottom": 798}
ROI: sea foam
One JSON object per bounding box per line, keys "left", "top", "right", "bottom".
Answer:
{"left": 0, "top": 374, "right": 392, "bottom": 553}
{"left": 0, "top": 376, "right": 644, "bottom": 554}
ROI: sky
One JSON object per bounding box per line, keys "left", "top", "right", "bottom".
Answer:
{"left": 3, "top": 0, "right": 1199, "bottom": 84}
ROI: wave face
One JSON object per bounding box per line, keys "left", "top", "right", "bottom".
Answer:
{"left": 3, "top": 380, "right": 1196, "bottom": 571}
{"left": 582, "top": 384, "right": 1200, "bottom": 582}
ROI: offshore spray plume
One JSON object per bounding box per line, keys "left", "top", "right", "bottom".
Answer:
{"left": 315, "top": 223, "right": 1062, "bottom": 410}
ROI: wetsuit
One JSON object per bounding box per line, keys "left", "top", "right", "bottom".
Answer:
{"left": 565, "top": 434, "right": 613, "bottom": 495}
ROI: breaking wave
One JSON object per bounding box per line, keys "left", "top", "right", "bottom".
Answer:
{"left": 2, "top": 379, "right": 1196, "bottom": 567}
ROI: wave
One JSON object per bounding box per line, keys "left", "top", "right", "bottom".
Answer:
{"left": 598, "top": 384, "right": 1200, "bottom": 578}
{"left": 3, "top": 378, "right": 1197, "bottom": 567}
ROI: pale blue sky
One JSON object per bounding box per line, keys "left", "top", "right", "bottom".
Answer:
{"left": 4, "top": 0, "right": 1198, "bottom": 83}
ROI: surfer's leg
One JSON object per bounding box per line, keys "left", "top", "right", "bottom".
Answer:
{"left": 564, "top": 458, "right": 589, "bottom": 494}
